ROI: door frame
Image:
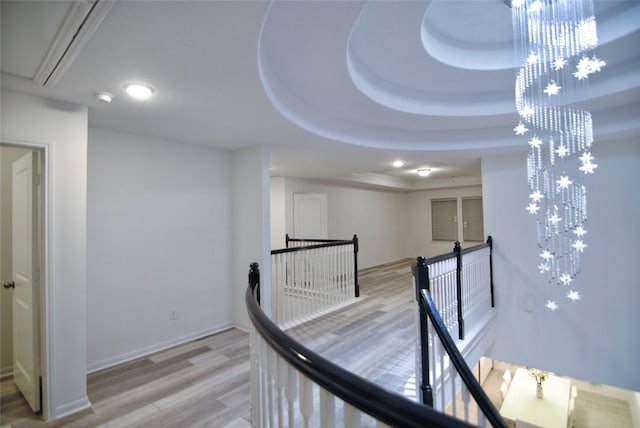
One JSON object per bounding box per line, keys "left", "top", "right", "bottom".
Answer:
{"left": 2, "top": 139, "right": 51, "bottom": 420}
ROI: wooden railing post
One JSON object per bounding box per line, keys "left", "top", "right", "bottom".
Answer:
{"left": 353, "top": 234, "right": 359, "bottom": 298}
{"left": 414, "top": 256, "right": 433, "bottom": 407}
{"left": 249, "top": 262, "right": 260, "bottom": 306}
{"left": 454, "top": 241, "right": 465, "bottom": 340}
{"left": 487, "top": 236, "right": 495, "bottom": 308}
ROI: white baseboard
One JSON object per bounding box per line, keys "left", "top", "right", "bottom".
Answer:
{"left": 0, "top": 365, "right": 13, "bottom": 381}
{"left": 54, "top": 396, "right": 91, "bottom": 420}
{"left": 86, "top": 323, "right": 233, "bottom": 373}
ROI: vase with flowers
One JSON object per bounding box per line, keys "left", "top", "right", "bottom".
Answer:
{"left": 527, "top": 368, "right": 548, "bottom": 399}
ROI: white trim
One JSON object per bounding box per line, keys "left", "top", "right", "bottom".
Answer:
{"left": 0, "top": 366, "right": 12, "bottom": 380}
{"left": 86, "top": 323, "right": 233, "bottom": 374}
{"left": 54, "top": 396, "right": 91, "bottom": 420}
{"left": 34, "top": 1, "right": 116, "bottom": 86}
{"left": 1, "top": 139, "right": 53, "bottom": 421}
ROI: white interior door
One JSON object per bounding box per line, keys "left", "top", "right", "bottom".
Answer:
{"left": 11, "top": 151, "right": 41, "bottom": 412}
{"left": 293, "top": 193, "right": 328, "bottom": 239}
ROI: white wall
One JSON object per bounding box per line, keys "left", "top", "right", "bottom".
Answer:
{"left": 86, "top": 128, "right": 233, "bottom": 371}
{"left": 270, "top": 176, "right": 286, "bottom": 250}
{"left": 281, "top": 178, "right": 408, "bottom": 268}
{"left": 406, "top": 186, "right": 484, "bottom": 259}
{"left": 232, "top": 146, "right": 271, "bottom": 328}
{"left": 1, "top": 90, "right": 89, "bottom": 420}
{"left": 0, "top": 145, "right": 32, "bottom": 378}
{"left": 482, "top": 139, "right": 640, "bottom": 391}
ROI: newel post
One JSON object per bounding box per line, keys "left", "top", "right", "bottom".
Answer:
{"left": 353, "top": 234, "right": 360, "bottom": 297}
{"left": 414, "top": 256, "right": 433, "bottom": 407}
{"left": 454, "top": 241, "right": 465, "bottom": 340}
{"left": 249, "top": 262, "right": 261, "bottom": 306}
{"left": 487, "top": 235, "right": 495, "bottom": 307}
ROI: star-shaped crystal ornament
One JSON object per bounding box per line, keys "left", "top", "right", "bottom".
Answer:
{"left": 574, "top": 55, "right": 606, "bottom": 80}
{"left": 579, "top": 152, "right": 594, "bottom": 164}
{"left": 540, "top": 250, "right": 554, "bottom": 260}
{"left": 567, "top": 290, "right": 581, "bottom": 301}
{"left": 546, "top": 300, "right": 559, "bottom": 311}
{"left": 544, "top": 81, "right": 562, "bottom": 96}
{"left": 589, "top": 56, "right": 606, "bottom": 73}
{"left": 529, "top": 191, "right": 544, "bottom": 202}
{"left": 557, "top": 175, "right": 573, "bottom": 189}
{"left": 578, "top": 152, "right": 598, "bottom": 174}
{"left": 528, "top": 136, "right": 543, "bottom": 149}
{"left": 514, "top": 122, "right": 529, "bottom": 135}
{"left": 579, "top": 162, "right": 598, "bottom": 174}
{"left": 526, "top": 203, "right": 540, "bottom": 214}
{"left": 572, "top": 240, "right": 587, "bottom": 253}
{"left": 553, "top": 58, "right": 567, "bottom": 70}
{"left": 527, "top": 51, "right": 540, "bottom": 64}
{"left": 555, "top": 145, "right": 569, "bottom": 158}
{"left": 573, "top": 226, "right": 587, "bottom": 237}
{"left": 574, "top": 68, "right": 590, "bottom": 80}
{"left": 559, "top": 274, "right": 573, "bottom": 285}
{"left": 549, "top": 214, "right": 562, "bottom": 225}
{"left": 538, "top": 263, "right": 549, "bottom": 274}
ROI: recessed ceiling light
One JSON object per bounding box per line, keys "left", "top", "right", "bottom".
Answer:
{"left": 124, "top": 83, "right": 155, "bottom": 100}
{"left": 94, "top": 91, "right": 113, "bottom": 103}
{"left": 393, "top": 160, "right": 404, "bottom": 168}
{"left": 417, "top": 168, "right": 431, "bottom": 177}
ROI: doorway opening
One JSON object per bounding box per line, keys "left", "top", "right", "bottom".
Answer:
{"left": 1, "top": 143, "right": 45, "bottom": 423}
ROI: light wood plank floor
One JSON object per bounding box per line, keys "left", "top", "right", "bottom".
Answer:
{"left": 1, "top": 258, "right": 635, "bottom": 427}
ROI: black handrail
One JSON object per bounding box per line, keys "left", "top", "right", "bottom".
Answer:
{"left": 286, "top": 233, "right": 350, "bottom": 246}
{"left": 414, "top": 253, "right": 507, "bottom": 428}
{"left": 271, "top": 239, "right": 354, "bottom": 255}
{"left": 246, "top": 263, "right": 475, "bottom": 428}
{"left": 418, "top": 287, "right": 507, "bottom": 428}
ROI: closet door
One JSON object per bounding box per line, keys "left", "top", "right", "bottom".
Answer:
{"left": 293, "top": 193, "right": 328, "bottom": 239}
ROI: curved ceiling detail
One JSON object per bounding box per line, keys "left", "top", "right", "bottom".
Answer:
{"left": 258, "top": 0, "right": 640, "bottom": 151}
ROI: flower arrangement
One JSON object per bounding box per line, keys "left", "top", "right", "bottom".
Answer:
{"left": 527, "top": 367, "right": 548, "bottom": 385}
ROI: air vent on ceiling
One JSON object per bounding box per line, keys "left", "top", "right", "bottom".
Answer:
{"left": 33, "top": 0, "right": 115, "bottom": 87}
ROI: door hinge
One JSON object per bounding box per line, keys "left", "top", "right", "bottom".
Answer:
{"left": 34, "top": 174, "right": 41, "bottom": 186}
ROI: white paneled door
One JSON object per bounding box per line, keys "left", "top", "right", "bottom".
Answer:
{"left": 11, "top": 151, "right": 41, "bottom": 412}
{"left": 293, "top": 193, "right": 328, "bottom": 239}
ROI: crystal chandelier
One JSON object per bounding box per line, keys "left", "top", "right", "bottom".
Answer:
{"left": 511, "top": 0, "right": 604, "bottom": 310}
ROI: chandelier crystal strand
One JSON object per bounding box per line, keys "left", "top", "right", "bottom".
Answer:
{"left": 512, "top": 0, "right": 604, "bottom": 310}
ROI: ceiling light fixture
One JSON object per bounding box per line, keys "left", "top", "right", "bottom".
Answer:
{"left": 512, "top": 0, "right": 603, "bottom": 309}
{"left": 94, "top": 91, "right": 113, "bottom": 103}
{"left": 417, "top": 169, "right": 431, "bottom": 177}
{"left": 124, "top": 82, "right": 155, "bottom": 100}
{"left": 393, "top": 160, "right": 404, "bottom": 168}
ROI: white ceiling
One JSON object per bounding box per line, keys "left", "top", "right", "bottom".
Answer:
{"left": 2, "top": 0, "right": 639, "bottom": 191}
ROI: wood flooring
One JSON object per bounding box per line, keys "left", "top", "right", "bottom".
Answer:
{"left": 1, "top": 258, "right": 635, "bottom": 427}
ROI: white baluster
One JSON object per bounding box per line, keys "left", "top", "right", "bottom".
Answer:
{"left": 462, "top": 386, "right": 470, "bottom": 424}
{"left": 266, "top": 344, "right": 276, "bottom": 428}
{"left": 343, "top": 402, "right": 360, "bottom": 428}
{"left": 450, "top": 366, "right": 457, "bottom": 418}
{"left": 250, "top": 326, "right": 258, "bottom": 427}
{"left": 285, "top": 364, "right": 298, "bottom": 428}
{"left": 276, "top": 356, "right": 285, "bottom": 428}
{"left": 319, "top": 388, "right": 335, "bottom": 428}
{"left": 299, "top": 376, "right": 314, "bottom": 428}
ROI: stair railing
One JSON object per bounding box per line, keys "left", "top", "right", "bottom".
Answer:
{"left": 414, "top": 236, "right": 506, "bottom": 427}
{"left": 246, "top": 262, "right": 477, "bottom": 428}
{"left": 271, "top": 235, "right": 359, "bottom": 328}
